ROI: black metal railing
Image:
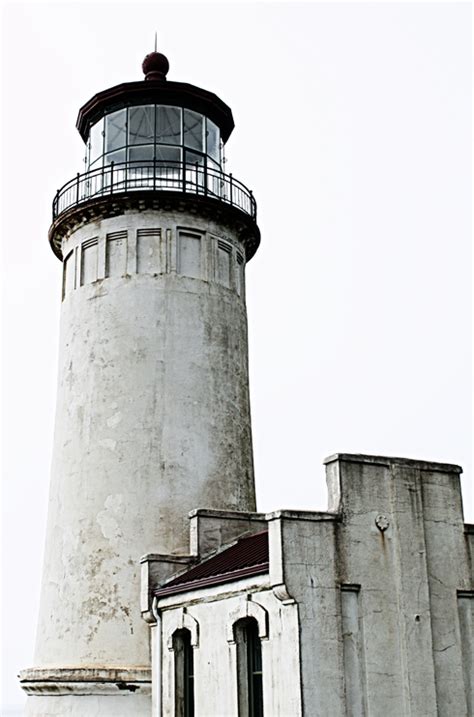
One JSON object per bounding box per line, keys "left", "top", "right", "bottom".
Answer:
{"left": 52, "top": 160, "right": 257, "bottom": 221}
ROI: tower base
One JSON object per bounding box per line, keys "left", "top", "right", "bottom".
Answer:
{"left": 20, "top": 667, "right": 151, "bottom": 716}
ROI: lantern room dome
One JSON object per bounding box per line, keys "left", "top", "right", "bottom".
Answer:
{"left": 76, "top": 54, "right": 234, "bottom": 144}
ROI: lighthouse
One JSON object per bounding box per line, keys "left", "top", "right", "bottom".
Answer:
{"left": 20, "top": 51, "right": 260, "bottom": 715}
{"left": 18, "top": 46, "right": 474, "bottom": 717}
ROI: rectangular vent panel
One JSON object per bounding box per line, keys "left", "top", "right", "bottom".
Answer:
{"left": 217, "top": 241, "right": 231, "bottom": 288}
{"left": 218, "top": 240, "right": 231, "bottom": 253}
{"left": 106, "top": 232, "right": 127, "bottom": 278}
{"left": 137, "top": 228, "right": 163, "bottom": 274}
{"left": 178, "top": 232, "right": 201, "bottom": 279}
{"left": 80, "top": 239, "right": 98, "bottom": 286}
{"left": 107, "top": 231, "right": 127, "bottom": 241}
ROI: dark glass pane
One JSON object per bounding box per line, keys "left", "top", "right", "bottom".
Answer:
{"left": 247, "top": 621, "right": 264, "bottom": 717}
{"left": 156, "top": 105, "right": 181, "bottom": 144}
{"left": 251, "top": 631, "right": 262, "bottom": 673}
{"left": 105, "top": 109, "right": 126, "bottom": 153}
{"left": 251, "top": 676, "right": 264, "bottom": 717}
{"left": 128, "top": 145, "right": 154, "bottom": 164}
{"left": 184, "top": 109, "right": 204, "bottom": 151}
{"left": 155, "top": 146, "right": 181, "bottom": 164}
{"left": 105, "top": 149, "right": 126, "bottom": 166}
{"left": 173, "top": 630, "right": 194, "bottom": 717}
{"left": 206, "top": 158, "right": 223, "bottom": 199}
{"left": 184, "top": 151, "right": 204, "bottom": 192}
{"left": 207, "top": 157, "right": 220, "bottom": 174}
{"left": 185, "top": 150, "right": 204, "bottom": 167}
{"left": 185, "top": 641, "right": 194, "bottom": 717}
{"left": 206, "top": 118, "right": 220, "bottom": 162}
{"left": 129, "top": 105, "right": 155, "bottom": 145}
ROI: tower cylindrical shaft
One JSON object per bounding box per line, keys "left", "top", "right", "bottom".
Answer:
{"left": 22, "top": 206, "right": 257, "bottom": 715}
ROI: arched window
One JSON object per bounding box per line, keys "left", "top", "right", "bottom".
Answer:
{"left": 172, "top": 628, "right": 194, "bottom": 717}
{"left": 234, "top": 617, "right": 264, "bottom": 717}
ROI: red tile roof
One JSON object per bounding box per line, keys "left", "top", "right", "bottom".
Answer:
{"left": 154, "top": 530, "right": 269, "bottom": 598}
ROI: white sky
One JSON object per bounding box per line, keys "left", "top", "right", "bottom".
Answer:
{"left": 1, "top": 1, "right": 472, "bottom": 712}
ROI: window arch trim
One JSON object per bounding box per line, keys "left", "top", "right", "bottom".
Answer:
{"left": 166, "top": 607, "right": 199, "bottom": 650}
{"left": 227, "top": 595, "right": 269, "bottom": 643}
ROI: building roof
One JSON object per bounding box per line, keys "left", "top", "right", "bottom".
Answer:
{"left": 154, "top": 530, "right": 269, "bottom": 598}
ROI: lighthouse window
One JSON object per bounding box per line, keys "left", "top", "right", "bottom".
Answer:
{"left": 206, "top": 119, "right": 219, "bottom": 162}
{"left": 155, "top": 145, "right": 181, "bottom": 165}
{"left": 184, "top": 109, "right": 204, "bottom": 152}
{"left": 129, "top": 145, "right": 154, "bottom": 165}
{"left": 185, "top": 150, "right": 204, "bottom": 167}
{"left": 206, "top": 157, "right": 222, "bottom": 198}
{"left": 87, "top": 105, "right": 222, "bottom": 175}
{"left": 129, "top": 105, "right": 155, "bottom": 145}
{"left": 173, "top": 629, "right": 194, "bottom": 717}
{"left": 107, "top": 149, "right": 126, "bottom": 166}
{"left": 90, "top": 118, "right": 104, "bottom": 164}
{"left": 156, "top": 105, "right": 181, "bottom": 145}
{"left": 207, "top": 157, "right": 220, "bottom": 174}
{"left": 184, "top": 150, "right": 205, "bottom": 191}
{"left": 234, "top": 618, "right": 264, "bottom": 717}
{"left": 105, "top": 109, "right": 126, "bottom": 154}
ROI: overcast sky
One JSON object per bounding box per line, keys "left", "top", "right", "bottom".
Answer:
{"left": 1, "top": 1, "right": 472, "bottom": 712}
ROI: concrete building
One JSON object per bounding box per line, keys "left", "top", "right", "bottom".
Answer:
{"left": 144, "top": 456, "right": 473, "bottom": 716}
{"left": 20, "top": 52, "right": 473, "bottom": 716}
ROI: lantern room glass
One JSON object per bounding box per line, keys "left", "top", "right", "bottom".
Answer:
{"left": 87, "top": 105, "right": 221, "bottom": 171}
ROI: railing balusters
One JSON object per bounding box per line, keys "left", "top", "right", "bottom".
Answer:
{"left": 54, "top": 160, "right": 256, "bottom": 222}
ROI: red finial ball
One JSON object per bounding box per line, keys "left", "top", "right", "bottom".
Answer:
{"left": 142, "top": 52, "right": 169, "bottom": 81}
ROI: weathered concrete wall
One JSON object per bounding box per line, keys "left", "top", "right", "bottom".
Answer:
{"left": 188, "top": 508, "right": 267, "bottom": 558}
{"left": 326, "top": 455, "right": 472, "bottom": 717}
{"left": 142, "top": 456, "right": 472, "bottom": 717}
{"left": 266, "top": 455, "right": 473, "bottom": 717}
{"left": 268, "top": 510, "right": 346, "bottom": 716}
{"left": 25, "top": 208, "right": 256, "bottom": 715}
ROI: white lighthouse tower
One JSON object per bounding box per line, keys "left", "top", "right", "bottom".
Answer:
{"left": 20, "top": 50, "right": 260, "bottom": 716}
